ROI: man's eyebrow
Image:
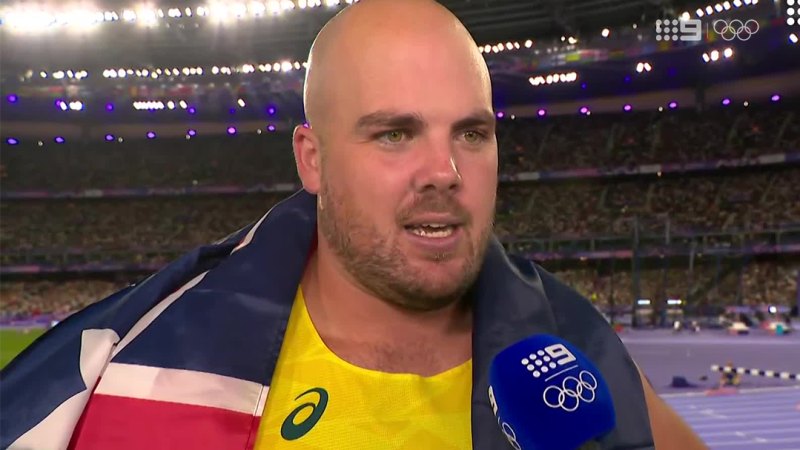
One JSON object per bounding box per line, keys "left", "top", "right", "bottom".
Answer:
{"left": 354, "top": 111, "right": 426, "bottom": 133}
{"left": 353, "top": 109, "right": 496, "bottom": 134}
{"left": 452, "top": 110, "right": 497, "bottom": 131}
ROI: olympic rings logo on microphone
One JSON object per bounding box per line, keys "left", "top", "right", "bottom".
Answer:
{"left": 712, "top": 19, "right": 759, "bottom": 41}
{"left": 542, "top": 370, "right": 598, "bottom": 412}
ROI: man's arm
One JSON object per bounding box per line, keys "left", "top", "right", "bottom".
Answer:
{"left": 637, "top": 367, "right": 709, "bottom": 449}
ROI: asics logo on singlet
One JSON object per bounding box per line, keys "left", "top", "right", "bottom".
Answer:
{"left": 281, "top": 387, "right": 329, "bottom": 440}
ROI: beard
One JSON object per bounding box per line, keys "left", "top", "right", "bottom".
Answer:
{"left": 317, "top": 174, "right": 493, "bottom": 312}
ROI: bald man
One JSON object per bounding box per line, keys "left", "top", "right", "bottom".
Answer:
{"left": 1, "top": 1, "right": 706, "bottom": 449}
{"left": 256, "top": 0, "right": 705, "bottom": 448}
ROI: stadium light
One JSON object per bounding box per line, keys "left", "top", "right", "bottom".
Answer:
{"left": 537, "top": 108, "right": 547, "bottom": 117}
{"left": 105, "top": 134, "right": 115, "bottom": 142}
{"left": 6, "top": 138, "right": 19, "bottom": 145}
{"left": 187, "top": 129, "right": 197, "bottom": 137}
{"left": 54, "top": 136, "right": 65, "bottom": 144}
{"left": 623, "top": 104, "right": 632, "bottom": 112}
{"left": 146, "top": 131, "right": 156, "bottom": 139}
{"left": 601, "top": 28, "right": 610, "bottom": 37}
{"left": 267, "top": 124, "right": 277, "bottom": 132}
{"left": 668, "top": 101, "right": 678, "bottom": 109}
{"left": 771, "top": 94, "right": 781, "bottom": 102}
{"left": 722, "top": 98, "right": 731, "bottom": 105}
{"left": 267, "top": 106, "right": 277, "bottom": 115}
{"left": 790, "top": 33, "right": 798, "bottom": 44}
{"left": 496, "top": 111, "right": 505, "bottom": 119}
{"left": 7, "top": 94, "right": 18, "bottom": 104}
{"left": 529, "top": 71, "right": 577, "bottom": 87}
{"left": 579, "top": 106, "right": 589, "bottom": 114}
{"left": 227, "top": 126, "right": 237, "bottom": 135}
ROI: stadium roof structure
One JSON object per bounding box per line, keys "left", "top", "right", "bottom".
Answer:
{"left": 1, "top": 0, "right": 717, "bottom": 71}
{"left": 1, "top": 0, "right": 798, "bottom": 130}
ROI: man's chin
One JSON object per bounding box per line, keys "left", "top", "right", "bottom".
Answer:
{"left": 399, "top": 267, "right": 475, "bottom": 305}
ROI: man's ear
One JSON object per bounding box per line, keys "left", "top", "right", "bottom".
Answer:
{"left": 293, "top": 125, "right": 322, "bottom": 194}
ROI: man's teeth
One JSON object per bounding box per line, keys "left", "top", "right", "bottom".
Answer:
{"left": 408, "top": 224, "right": 455, "bottom": 238}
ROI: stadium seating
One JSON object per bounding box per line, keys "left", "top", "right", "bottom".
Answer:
{"left": 1, "top": 104, "right": 798, "bottom": 318}
{"left": 2, "top": 106, "right": 797, "bottom": 191}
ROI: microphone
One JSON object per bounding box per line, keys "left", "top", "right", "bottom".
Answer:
{"left": 488, "top": 335, "right": 616, "bottom": 450}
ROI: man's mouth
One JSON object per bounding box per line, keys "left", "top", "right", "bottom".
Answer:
{"left": 404, "top": 223, "right": 459, "bottom": 238}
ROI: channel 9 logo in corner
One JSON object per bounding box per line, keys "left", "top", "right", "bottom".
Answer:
{"left": 656, "top": 17, "right": 760, "bottom": 42}
{"left": 787, "top": 0, "right": 798, "bottom": 26}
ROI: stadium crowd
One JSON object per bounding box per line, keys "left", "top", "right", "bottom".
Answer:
{"left": 1, "top": 105, "right": 798, "bottom": 319}
{"left": 2, "top": 167, "right": 798, "bottom": 264}
{"left": 558, "top": 260, "right": 799, "bottom": 312}
{"left": 2, "top": 260, "right": 796, "bottom": 321}
{"left": 1, "top": 105, "right": 797, "bottom": 191}
{"left": 0, "top": 279, "right": 130, "bottom": 322}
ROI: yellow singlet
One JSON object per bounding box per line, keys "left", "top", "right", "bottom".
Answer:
{"left": 254, "top": 288, "right": 472, "bottom": 450}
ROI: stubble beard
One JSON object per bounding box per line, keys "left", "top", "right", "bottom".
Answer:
{"left": 317, "top": 175, "right": 493, "bottom": 312}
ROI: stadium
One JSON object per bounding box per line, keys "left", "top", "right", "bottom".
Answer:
{"left": 1, "top": 0, "right": 799, "bottom": 449}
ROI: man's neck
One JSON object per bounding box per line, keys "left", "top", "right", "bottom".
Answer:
{"left": 300, "top": 246, "right": 473, "bottom": 376}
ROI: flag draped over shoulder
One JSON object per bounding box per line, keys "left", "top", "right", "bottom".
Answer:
{"left": 1, "top": 191, "right": 318, "bottom": 450}
{"left": 0, "top": 190, "right": 655, "bottom": 450}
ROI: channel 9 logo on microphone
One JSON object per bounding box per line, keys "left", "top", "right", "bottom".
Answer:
{"left": 518, "top": 343, "right": 599, "bottom": 412}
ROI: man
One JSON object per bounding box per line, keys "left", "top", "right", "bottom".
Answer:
{"left": 0, "top": 1, "right": 706, "bottom": 449}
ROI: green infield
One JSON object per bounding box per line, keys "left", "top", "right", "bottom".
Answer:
{"left": 0, "top": 328, "right": 45, "bottom": 370}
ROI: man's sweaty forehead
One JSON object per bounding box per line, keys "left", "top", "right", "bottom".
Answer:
{"left": 302, "top": 0, "right": 491, "bottom": 133}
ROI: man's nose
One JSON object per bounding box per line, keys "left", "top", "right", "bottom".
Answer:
{"left": 412, "top": 140, "right": 462, "bottom": 193}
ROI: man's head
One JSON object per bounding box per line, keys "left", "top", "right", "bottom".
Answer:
{"left": 293, "top": 0, "right": 498, "bottom": 311}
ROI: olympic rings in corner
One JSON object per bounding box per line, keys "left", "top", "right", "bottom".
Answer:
{"left": 712, "top": 19, "right": 760, "bottom": 41}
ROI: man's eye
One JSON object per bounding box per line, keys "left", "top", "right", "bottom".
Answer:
{"left": 463, "top": 130, "right": 485, "bottom": 144}
{"left": 382, "top": 130, "right": 406, "bottom": 143}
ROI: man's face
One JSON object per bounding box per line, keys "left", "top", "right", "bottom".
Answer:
{"left": 314, "top": 33, "right": 497, "bottom": 311}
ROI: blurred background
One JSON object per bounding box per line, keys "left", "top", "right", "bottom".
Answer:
{"left": 1, "top": 1, "right": 799, "bottom": 447}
